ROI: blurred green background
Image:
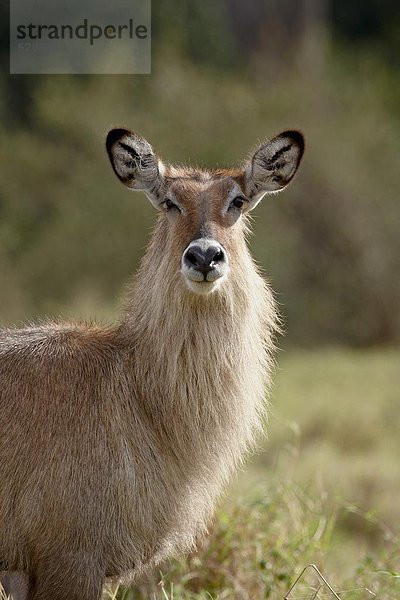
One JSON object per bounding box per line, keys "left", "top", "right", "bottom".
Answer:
{"left": 1, "top": 0, "right": 399, "bottom": 345}
{"left": 1, "top": 1, "right": 400, "bottom": 597}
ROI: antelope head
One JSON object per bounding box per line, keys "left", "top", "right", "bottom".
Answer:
{"left": 106, "top": 128, "right": 304, "bottom": 296}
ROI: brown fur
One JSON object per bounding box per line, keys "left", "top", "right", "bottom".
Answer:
{"left": 0, "top": 128, "right": 304, "bottom": 599}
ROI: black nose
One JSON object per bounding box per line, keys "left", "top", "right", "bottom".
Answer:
{"left": 183, "top": 242, "right": 226, "bottom": 275}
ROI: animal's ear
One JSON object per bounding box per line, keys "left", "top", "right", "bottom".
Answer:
{"left": 106, "top": 128, "right": 165, "bottom": 208}
{"left": 243, "top": 130, "right": 304, "bottom": 211}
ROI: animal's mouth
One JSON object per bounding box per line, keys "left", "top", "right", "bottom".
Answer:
{"left": 183, "top": 263, "right": 227, "bottom": 282}
{"left": 182, "top": 276, "right": 225, "bottom": 295}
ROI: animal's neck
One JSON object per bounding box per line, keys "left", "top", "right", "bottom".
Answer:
{"left": 120, "top": 230, "right": 277, "bottom": 479}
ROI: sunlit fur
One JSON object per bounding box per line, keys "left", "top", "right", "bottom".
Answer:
{"left": 0, "top": 127, "right": 304, "bottom": 599}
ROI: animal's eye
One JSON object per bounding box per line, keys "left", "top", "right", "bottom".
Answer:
{"left": 162, "top": 198, "right": 181, "bottom": 213}
{"left": 229, "top": 196, "right": 246, "bottom": 211}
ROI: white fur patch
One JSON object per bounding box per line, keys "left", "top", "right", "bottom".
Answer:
{"left": 184, "top": 277, "right": 224, "bottom": 295}
{"left": 158, "top": 160, "right": 166, "bottom": 177}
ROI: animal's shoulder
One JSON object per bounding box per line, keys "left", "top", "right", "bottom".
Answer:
{"left": 0, "top": 321, "right": 125, "bottom": 373}
{"left": 0, "top": 322, "right": 131, "bottom": 444}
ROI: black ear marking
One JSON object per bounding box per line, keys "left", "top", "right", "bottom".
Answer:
{"left": 260, "top": 131, "right": 304, "bottom": 172}
{"left": 119, "top": 141, "right": 139, "bottom": 158}
{"left": 262, "top": 143, "right": 292, "bottom": 170}
{"left": 118, "top": 142, "right": 140, "bottom": 170}
{"left": 281, "top": 130, "right": 305, "bottom": 152}
{"left": 244, "top": 129, "right": 305, "bottom": 210}
{"left": 106, "top": 128, "right": 131, "bottom": 156}
{"left": 106, "top": 128, "right": 165, "bottom": 208}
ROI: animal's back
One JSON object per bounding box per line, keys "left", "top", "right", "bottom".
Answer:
{"left": 0, "top": 323, "right": 129, "bottom": 572}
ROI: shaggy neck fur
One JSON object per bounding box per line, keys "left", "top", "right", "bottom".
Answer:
{"left": 119, "top": 216, "right": 278, "bottom": 546}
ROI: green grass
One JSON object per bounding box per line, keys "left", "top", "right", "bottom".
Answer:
{"left": 106, "top": 348, "right": 400, "bottom": 599}
{"left": 105, "top": 486, "right": 399, "bottom": 599}
{"left": 263, "top": 348, "right": 400, "bottom": 533}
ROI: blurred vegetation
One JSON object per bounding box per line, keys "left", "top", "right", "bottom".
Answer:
{"left": 0, "top": 0, "right": 399, "bottom": 345}
{"left": 0, "top": 3, "right": 399, "bottom": 598}
{"left": 105, "top": 349, "right": 400, "bottom": 599}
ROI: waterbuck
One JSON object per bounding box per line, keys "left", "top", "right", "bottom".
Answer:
{"left": 0, "top": 128, "right": 304, "bottom": 599}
